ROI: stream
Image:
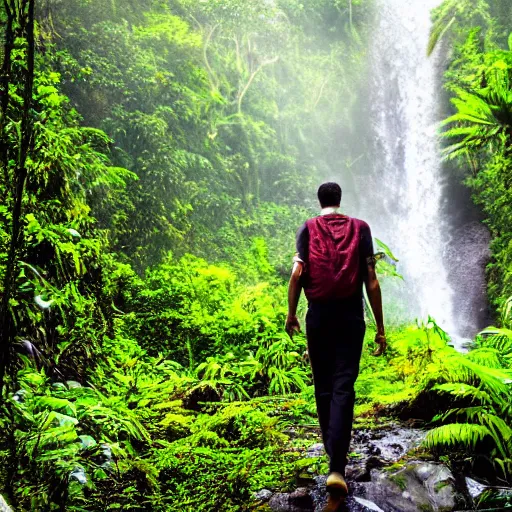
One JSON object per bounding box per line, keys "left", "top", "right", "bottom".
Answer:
{"left": 254, "top": 423, "right": 511, "bottom": 512}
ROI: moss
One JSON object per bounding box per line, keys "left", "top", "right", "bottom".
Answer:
{"left": 389, "top": 473, "right": 407, "bottom": 491}
{"left": 383, "top": 463, "right": 405, "bottom": 472}
{"left": 434, "top": 480, "right": 450, "bottom": 492}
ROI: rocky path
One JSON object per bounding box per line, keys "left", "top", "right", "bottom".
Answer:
{"left": 254, "top": 424, "right": 508, "bottom": 512}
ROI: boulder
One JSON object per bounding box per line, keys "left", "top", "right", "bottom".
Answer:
{"left": 465, "top": 477, "right": 486, "bottom": 500}
{"left": 361, "top": 462, "right": 456, "bottom": 512}
{"left": 269, "top": 487, "right": 314, "bottom": 512}
{"left": 254, "top": 489, "right": 273, "bottom": 502}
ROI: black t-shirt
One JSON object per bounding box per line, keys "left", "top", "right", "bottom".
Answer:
{"left": 295, "top": 218, "right": 374, "bottom": 316}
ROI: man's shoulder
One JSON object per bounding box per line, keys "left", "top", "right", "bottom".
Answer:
{"left": 350, "top": 217, "right": 371, "bottom": 232}
{"left": 297, "top": 221, "right": 309, "bottom": 234}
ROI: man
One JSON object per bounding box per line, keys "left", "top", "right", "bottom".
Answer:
{"left": 286, "top": 182, "right": 386, "bottom": 500}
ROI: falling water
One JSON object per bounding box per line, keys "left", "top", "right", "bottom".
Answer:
{"left": 350, "top": 0, "right": 490, "bottom": 341}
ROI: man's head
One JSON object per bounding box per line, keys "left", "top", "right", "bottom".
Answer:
{"left": 317, "top": 182, "right": 342, "bottom": 208}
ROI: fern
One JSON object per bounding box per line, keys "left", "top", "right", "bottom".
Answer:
{"left": 441, "top": 67, "right": 512, "bottom": 162}
{"left": 432, "top": 382, "right": 493, "bottom": 405}
{"left": 424, "top": 423, "right": 490, "bottom": 450}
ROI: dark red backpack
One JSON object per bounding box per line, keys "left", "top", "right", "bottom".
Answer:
{"left": 303, "top": 215, "right": 362, "bottom": 301}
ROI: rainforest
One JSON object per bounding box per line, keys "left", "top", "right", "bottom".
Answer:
{"left": 0, "top": 0, "right": 511, "bottom": 511}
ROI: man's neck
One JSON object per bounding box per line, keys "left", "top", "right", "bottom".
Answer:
{"left": 320, "top": 206, "right": 341, "bottom": 215}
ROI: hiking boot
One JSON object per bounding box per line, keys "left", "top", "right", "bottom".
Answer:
{"left": 323, "top": 493, "right": 345, "bottom": 512}
{"left": 326, "top": 472, "right": 348, "bottom": 496}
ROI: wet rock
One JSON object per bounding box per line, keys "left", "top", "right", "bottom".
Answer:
{"left": 0, "top": 496, "right": 12, "bottom": 512}
{"left": 351, "top": 427, "right": 425, "bottom": 463}
{"left": 465, "top": 477, "right": 486, "bottom": 500}
{"left": 78, "top": 435, "right": 97, "bottom": 449}
{"left": 269, "top": 487, "right": 314, "bottom": 512}
{"left": 98, "top": 443, "right": 112, "bottom": 469}
{"left": 12, "top": 389, "right": 28, "bottom": 403}
{"left": 254, "top": 489, "right": 273, "bottom": 502}
{"left": 346, "top": 464, "right": 369, "bottom": 483}
{"left": 266, "top": 425, "right": 463, "bottom": 512}
{"left": 360, "top": 462, "right": 457, "bottom": 512}
{"left": 464, "top": 481, "right": 512, "bottom": 508}
{"left": 445, "top": 221, "right": 491, "bottom": 338}
{"left": 307, "top": 443, "right": 325, "bottom": 458}
{"left": 353, "top": 497, "right": 385, "bottom": 512}
{"left": 69, "top": 466, "right": 87, "bottom": 485}
{"left": 309, "top": 475, "right": 327, "bottom": 510}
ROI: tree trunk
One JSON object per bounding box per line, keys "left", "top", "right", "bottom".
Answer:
{"left": 0, "top": 0, "right": 36, "bottom": 398}
{"left": 0, "top": 0, "right": 14, "bottom": 182}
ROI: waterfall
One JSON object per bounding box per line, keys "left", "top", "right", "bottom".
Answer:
{"left": 351, "top": 0, "right": 490, "bottom": 342}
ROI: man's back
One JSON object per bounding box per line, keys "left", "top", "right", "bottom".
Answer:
{"left": 285, "top": 182, "right": 386, "bottom": 507}
{"left": 295, "top": 213, "right": 374, "bottom": 309}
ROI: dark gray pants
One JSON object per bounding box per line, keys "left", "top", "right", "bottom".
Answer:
{"left": 306, "top": 301, "right": 365, "bottom": 475}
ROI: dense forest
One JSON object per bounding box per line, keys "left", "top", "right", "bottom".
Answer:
{"left": 0, "top": 0, "right": 511, "bottom": 510}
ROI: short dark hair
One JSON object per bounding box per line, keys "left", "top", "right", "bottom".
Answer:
{"left": 317, "top": 182, "right": 342, "bottom": 208}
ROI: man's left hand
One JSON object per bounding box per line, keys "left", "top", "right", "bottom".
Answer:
{"left": 373, "top": 333, "right": 387, "bottom": 356}
{"left": 285, "top": 314, "right": 301, "bottom": 338}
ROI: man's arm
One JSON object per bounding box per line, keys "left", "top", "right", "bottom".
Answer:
{"left": 286, "top": 223, "right": 308, "bottom": 337}
{"left": 286, "top": 260, "right": 303, "bottom": 337}
{"left": 364, "top": 258, "right": 387, "bottom": 356}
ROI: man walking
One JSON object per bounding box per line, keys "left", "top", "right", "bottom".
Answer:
{"left": 286, "top": 182, "right": 386, "bottom": 501}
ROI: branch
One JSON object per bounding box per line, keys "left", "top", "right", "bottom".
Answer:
{"left": 237, "top": 56, "right": 279, "bottom": 114}
{"left": 312, "top": 76, "right": 329, "bottom": 111}
{"left": 189, "top": 13, "right": 202, "bottom": 31}
{"left": 233, "top": 35, "right": 243, "bottom": 75}
{"left": 189, "top": 16, "right": 220, "bottom": 94}
{"left": 204, "top": 24, "right": 220, "bottom": 93}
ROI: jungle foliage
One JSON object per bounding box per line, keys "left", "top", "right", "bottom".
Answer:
{"left": 0, "top": 0, "right": 374, "bottom": 509}
{"left": 431, "top": 0, "right": 512, "bottom": 317}
{"left": 421, "top": 0, "right": 512, "bottom": 488}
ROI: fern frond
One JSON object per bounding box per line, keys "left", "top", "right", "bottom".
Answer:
{"left": 479, "top": 413, "right": 512, "bottom": 459}
{"left": 466, "top": 348, "right": 503, "bottom": 368}
{"left": 478, "top": 327, "right": 512, "bottom": 357}
{"left": 432, "top": 383, "right": 492, "bottom": 404}
{"left": 428, "top": 16, "right": 456, "bottom": 56}
{"left": 424, "top": 423, "right": 490, "bottom": 451}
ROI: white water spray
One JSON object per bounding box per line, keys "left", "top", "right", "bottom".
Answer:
{"left": 363, "top": 0, "right": 456, "bottom": 333}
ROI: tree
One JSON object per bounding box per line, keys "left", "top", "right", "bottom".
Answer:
{"left": 0, "top": 0, "right": 36, "bottom": 397}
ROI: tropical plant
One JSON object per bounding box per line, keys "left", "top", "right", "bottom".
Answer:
{"left": 437, "top": 19, "right": 512, "bottom": 316}
{"left": 424, "top": 326, "right": 512, "bottom": 482}
{"left": 441, "top": 65, "right": 512, "bottom": 164}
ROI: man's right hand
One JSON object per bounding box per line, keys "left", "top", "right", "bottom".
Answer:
{"left": 373, "top": 332, "right": 387, "bottom": 356}
{"left": 285, "top": 314, "right": 301, "bottom": 338}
